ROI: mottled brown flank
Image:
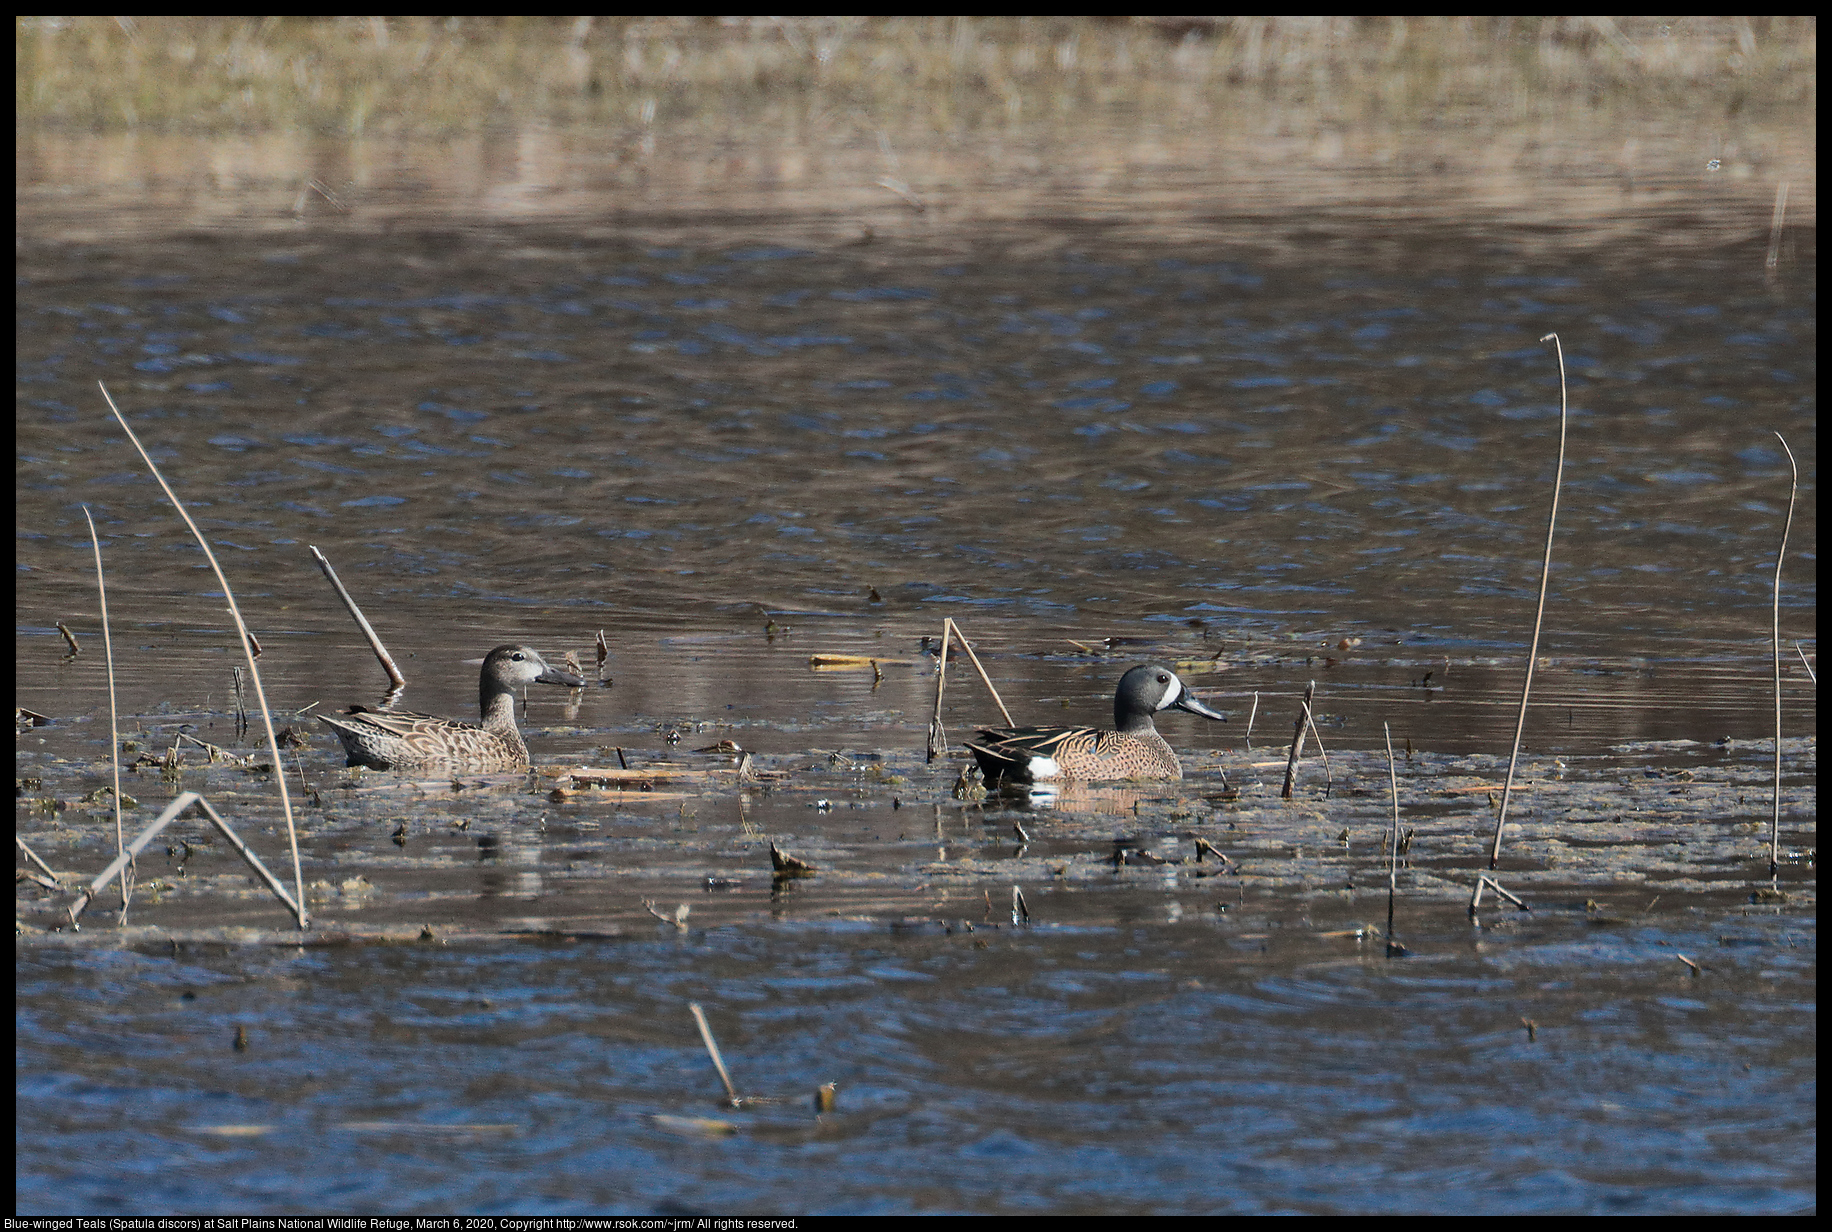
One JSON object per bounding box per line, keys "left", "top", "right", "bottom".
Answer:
{"left": 319, "top": 645, "right": 583, "bottom": 772}
{"left": 971, "top": 724, "right": 1186, "bottom": 782}
{"left": 966, "top": 665, "right": 1229, "bottom": 783}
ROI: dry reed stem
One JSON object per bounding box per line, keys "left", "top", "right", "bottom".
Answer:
{"left": 16, "top": 836, "right": 59, "bottom": 879}
{"left": 1279, "top": 681, "right": 1315, "bottom": 799}
{"left": 310, "top": 545, "right": 407, "bottom": 690}
{"left": 927, "top": 619, "right": 953, "bottom": 762}
{"left": 1765, "top": 181, "right": 1789, "bottom": 285}
{"left": 1768, "top": 431, "right": 1797, "bottom": 880}
{"left": 81, "top": 506, "right": 131, "bottom": 921}
{"left": 948, "top": 621, "right": 1014, "bottom": 726}
{"left": 67, "top": 791, "right": 303, "bottom": 927}
{"left": 98, "top": 381, "right": 307, "bottom": 928}
{"left": 689, "top": 1002, "right": 741, "bottom": 1106}
{"left": 1468, "top": 875, "right": 1531, "bottom": 915}
{"left": 1489, "top": 333, "right": 1569, "bottom": 869}
{"left": 1300, "top": 692, "right": 1333, "bottom": 794}
{"left": 1383, "top": 721, "right": 1401, "bottom": 954}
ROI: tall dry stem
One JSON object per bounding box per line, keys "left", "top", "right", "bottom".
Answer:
{"left": 1768, "top": 431, "right": 1797, "bottom": 880}
{"left": 82, "top": 506, "right": 130, "bottom": 919}
{"left": 1488, "top": 333, "right": 1569, "bottom": 869}
{"left": 97, "top": 381, "right": 308, "bottom": 928}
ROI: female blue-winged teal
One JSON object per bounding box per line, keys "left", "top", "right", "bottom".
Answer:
{"left": 319, "top": 644, "right": 585, "bottom": 772}
{"left": 965, "top": 663, "right": 1227, "bottom": 784}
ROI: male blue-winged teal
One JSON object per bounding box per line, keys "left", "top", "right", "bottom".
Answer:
{"left": 319, "top": 644, "right": 584, "bottom": 772}
{"left": 965, "top": 663, "right": 1227, "bottom": 783}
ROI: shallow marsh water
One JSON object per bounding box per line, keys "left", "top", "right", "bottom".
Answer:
{"left": 16, "top": 114, "right": 1816, "bottom": 1214}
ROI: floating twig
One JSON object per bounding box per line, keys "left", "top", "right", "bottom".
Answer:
{"left": 309, "top": 545, "right": 407, "bottom": 691}
{"left": 644, "top": 900, "right": 691, "bottom": 931}
{"left": 1489, "top": 334, "right": 1570, "bottom": 869}
{"left": 1193, "top": 836, "right": 1233, "bottom": 867}
{"left": 688, "top": 1002, "right": 741, "bottom": 1106}
{"left": 100, "top": 382, "right": 305, "bottom": 927}
{"left": 876, "top": 175, "right": 926, "bottom": 212}
{"left": 769, "top": 843, "right": 818, "bottom": 877}
{"left": 1011, "top": 885, "right": 1030, "bottom": 924}
{"left": 55, "top": 622, "right": 82, "bottom": 655}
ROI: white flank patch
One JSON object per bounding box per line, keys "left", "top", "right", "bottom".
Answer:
{"left": 1027, "top": 755, "right": 1062, "bottom": 780}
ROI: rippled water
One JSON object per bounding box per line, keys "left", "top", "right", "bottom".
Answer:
{"left": 15, "top": 135, "right": 1815, "bottom": 1214}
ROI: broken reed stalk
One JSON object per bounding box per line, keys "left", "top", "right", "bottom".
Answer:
{"left": 688, "top": 1002, "right": 741, "bottom": 1106}
{"left": 927, "top": 618, "right": 1013, "bottom": 760}
{"left": 82, "top": 506, "right": 132, "bottom": 920}
{"left": 1765, "top": 180, "right": 1789, "bottom": 286}
{"left": 1488, "top": 333, "right": 1569, "bottom": 870}
{"left": 309, "top": 544, "right": 407, "bottom": 691}
{"left": 1768, "top": 431, "right": 1797, "bottom": 880}
{"left": 948, "top": 621, "right": 1014, "bottom": 726}
{"left": 1300, "top": 689, "right": 1333, "bottom": 795}
{"left": 1468, "top": 875, "right": 1529, "bottom": 914}
{"left": 67, "top": 791, "right": 303, "bottom": 927}
{"left": 1383, "top": 722, "right": 1401, "bottom": 954}
{"left": 1244, "top": 691, "right": 1259, "bottom": 749}
{"left": 1279, "top": 681, "right": 1315, "bottom": 799}
{"left": 17, "top": 836, "right": 59, "bottom": 880}
{"left": 927, "top": 619, "right": 953, "bottom": 762}
{"left": 98, "top": 381, "right": 307, "bottom": 928}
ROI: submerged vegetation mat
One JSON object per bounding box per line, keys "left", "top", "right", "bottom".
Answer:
{"left": 17, "top": 721, "right": 1815, "bottom": 949}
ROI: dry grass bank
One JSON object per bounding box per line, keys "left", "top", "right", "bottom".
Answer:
{"left": 17, "top": 16, "right": 1816, "bottom": 139}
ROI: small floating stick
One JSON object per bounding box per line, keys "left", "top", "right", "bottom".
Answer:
{"left": 1768, "top": 431, "right": 1798, "bottom": 880}
{"left": 1489, "top": 333, "right": 1570, "bottom": 869}
{"left": 309, "top": 545, "right": 407, "bottom": 691}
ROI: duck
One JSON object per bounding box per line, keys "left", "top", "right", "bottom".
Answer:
{"left": 319, "top": 644, "right": 584, "bottom": 772}
{"left": 964, "top": 663, "right": 1226, "bottom": 783}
